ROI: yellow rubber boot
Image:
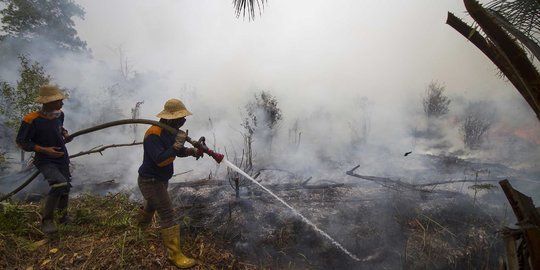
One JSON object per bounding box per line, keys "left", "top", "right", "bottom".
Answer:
{"left": 161, "top": 224, "right": 196, "bottom": 269}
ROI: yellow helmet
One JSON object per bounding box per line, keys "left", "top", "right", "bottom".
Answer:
{"left": 156, "top": 98, "right": 192, "bottom": 119}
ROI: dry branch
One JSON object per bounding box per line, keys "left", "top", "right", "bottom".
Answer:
{"left": 69, "top": 142, "right": 142, "bottom": 159}
{"left": 0, "top": 142, "right": 143, "bottom": 202}
{"left": 346, "top": 165, "right": 500, "bottom": 193}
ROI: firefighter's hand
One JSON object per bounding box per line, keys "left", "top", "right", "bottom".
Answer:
{"left": 62, "top": 129, "right": 73, "bottom": 143}
{"left": 36, "top": 146, "right": 64, "bottom": 158}
{"left": 173, "top": 130, "right": 188, "bottom": 150}
{"left": 186, "top": 147, "right": 204, "bottom": 159}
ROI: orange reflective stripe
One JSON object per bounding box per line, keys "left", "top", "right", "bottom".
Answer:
{"left": 22, "top": 111, "right": 40, "bottom": 124}
{"left": 157, "top": 156, "right": 175, "bottom": 167}
{"left": 144, "top": 126, "right": 162, "bottom": 138}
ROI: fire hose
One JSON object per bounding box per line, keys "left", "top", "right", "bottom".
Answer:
{"left": 0, "top": 119, "right": 224, "bottom": 202}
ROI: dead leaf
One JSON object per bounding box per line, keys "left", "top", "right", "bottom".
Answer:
{"left": 41, "top": 259, "right": 51, "bottom": 266}
{"left": 49, "top": 248, "right": 59, "bottom": 254}
{"left": 27, "top": 239, "right": 48, "bottom": 251}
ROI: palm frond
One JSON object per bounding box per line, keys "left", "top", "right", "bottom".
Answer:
{"left": 487, "top": 0, "right": 540, "bottom": 41}
{"left": 233, "top": 0, "right": 267, "bottom": 20}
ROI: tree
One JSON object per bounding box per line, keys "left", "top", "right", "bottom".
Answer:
{"left": 241, "top": 90, "right": 282, "bottom": 168}
{"left": 459, "top": 101, "right": 496, "bottom": 149}
{"left": 0, "top": 55, "right": 51, "bottom": 130}
{"left": 0, "top": 54, "right": 51, "bottom": 163}
{"left": 487, "top": 0, "right": 540, "bottom": 44}
{"left": 423, "top": 82, "right": 451, "bottom": 119}
{"left": 0, "top": 0, "right": 87, "bottom": 52}
{"left": 448, "top": 2, "right": 540, "bottom": 267}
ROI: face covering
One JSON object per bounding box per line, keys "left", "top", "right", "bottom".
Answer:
{"left": 41, "top": 110, "right": 61, "bottom": 119}
{"left": 162, "top": 118, "right": 186, "bottom": 130}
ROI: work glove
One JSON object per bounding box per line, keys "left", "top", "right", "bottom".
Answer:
{"left": 186, "top": 147, "right": 204, "bottom": 159}
{"left": 173, "top": 130, "right": 188, "bottom": 150}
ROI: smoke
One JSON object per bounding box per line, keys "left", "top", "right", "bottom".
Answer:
{"left": 0, "top": 0, "right": 536, "bottom": 205}
{"left": 1, "top": 0, "right": 540, "bottom": 268}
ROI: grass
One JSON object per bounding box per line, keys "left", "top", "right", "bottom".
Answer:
{"left": 0, "top": 193, "right": 251, "bottom": 270}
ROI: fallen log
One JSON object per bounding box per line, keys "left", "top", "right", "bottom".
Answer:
{"left": 345, "top": 165, "right": 502, "bottom": 193}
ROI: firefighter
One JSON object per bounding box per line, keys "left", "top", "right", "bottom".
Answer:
{"left": 137, "top": 98, "right": 203, "bottom": 269}
{"left": 16, "top": 84, "right": 72, "bottom": 234}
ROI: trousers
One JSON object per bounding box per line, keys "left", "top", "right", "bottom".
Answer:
{"left": 137, "top": 175, "right": 175, "bottom": 228}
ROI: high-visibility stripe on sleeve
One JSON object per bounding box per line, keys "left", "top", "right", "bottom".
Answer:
{"left": 157, "top": 156, "right": 175, "bottom": 167}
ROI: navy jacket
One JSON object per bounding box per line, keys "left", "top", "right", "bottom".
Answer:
{"left": 16, "top": 111, "right": 69, "bottom": 166}
{"left": 138, "top": 125, "right": 188, "bottom": 181}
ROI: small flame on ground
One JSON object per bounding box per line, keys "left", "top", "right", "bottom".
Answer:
{"left": 222, "top": 158, "right": 361, "bottom": 262}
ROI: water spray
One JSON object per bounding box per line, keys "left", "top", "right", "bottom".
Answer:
{"left": 222, "top": 159, "right": 363, "bottom": 262}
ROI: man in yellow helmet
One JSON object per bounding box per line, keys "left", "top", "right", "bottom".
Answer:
{"left": 15, "top": 84, "right": 72, "bottom": 234}
{"left": 137, "top": 98, "right": 203, "bottom": 269}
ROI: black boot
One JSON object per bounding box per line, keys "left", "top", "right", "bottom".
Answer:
{"left": 42, "top": 196, "right": 60, "bottom": 234}
{"left": 57, "top": 195, "right": 72, "bottom": 224}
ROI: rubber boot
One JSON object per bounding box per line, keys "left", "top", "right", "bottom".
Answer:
{"left": 136, "top": 206, "right": 155, "bottom": 228}
{"left": 57, "top": 195, "right": 72, "bottom": 224}
{"left": 41, "top": 196, "right": 59, "bottom": 234}
{"left": 161, "top": 224, "right": 196, "bottom": 269}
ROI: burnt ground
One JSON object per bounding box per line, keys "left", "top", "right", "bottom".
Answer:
{"left": 166, "top": 176, "right": 508, "bottom": 270}
{"left": 1, "top": 153, "right": 531, "bottom": 269}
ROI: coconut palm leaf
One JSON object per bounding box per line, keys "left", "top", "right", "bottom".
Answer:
{"left": 233, "top": 0, "right": 267, "bottom": 20}
{"left": 487, "top": 0, "right": 540, "bottom": 42}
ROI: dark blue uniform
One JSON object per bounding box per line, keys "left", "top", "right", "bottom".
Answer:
{"left": 138, "top": 125, "right": 188, "bottom": 181}
{"left": 16, "top": 111, "right": 69, "bottom": 166}
{"left": 16, "top": 111, "right": 70, "bottom": 197}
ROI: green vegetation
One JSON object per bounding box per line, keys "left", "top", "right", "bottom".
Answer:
{"left": 0, "top": 193, "right": 248, "bottom": 270}
{"left": 0, "top": 0, "right": 87, "bottom": 52}
{"left": 0, "top": 54, "right": 51, "bottom": 130}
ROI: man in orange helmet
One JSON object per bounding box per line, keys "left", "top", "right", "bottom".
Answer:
{"left": 137, "top": 98, "right": 203, "bottom": 269}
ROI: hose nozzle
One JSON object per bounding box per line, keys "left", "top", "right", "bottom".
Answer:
{"left": 187, "top": 136, "right": 224, "bottom": 164}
